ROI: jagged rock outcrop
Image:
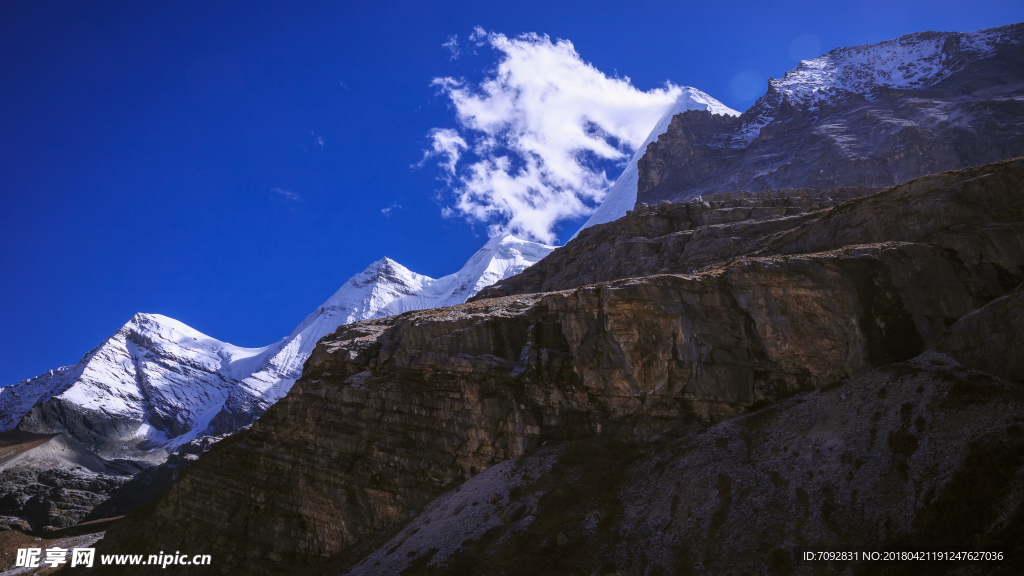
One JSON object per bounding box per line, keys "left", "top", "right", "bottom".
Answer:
{"left": 635, "top": 23, "right": 1024, "bottom": 205}
{"left": 571, "top": 89, "right": 739, "bottom": 237}
{"left": 93, "top": 159, "right": 1024, "bottom": 575}
{"left": 0, "top": 467, "right": 126, "bottom": 531}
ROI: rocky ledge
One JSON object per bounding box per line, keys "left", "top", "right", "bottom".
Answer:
{"left": 94, "top": 159, "right": 1024, "bottom": 575}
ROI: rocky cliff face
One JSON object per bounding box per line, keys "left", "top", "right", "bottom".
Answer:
{"left": 0, "top": 466, "right": 126, "bottom": 532}
{"left": 477, "top": 157, "right": 1023, "bottom": 300}
{"left": 475, "top": 185, "right": 882, "bottom": 299}
{"left": 335, "top": 299, "right": 1024, "bottom": 575}
{"left": 93, "top": 158, "right": 1024, "bottom": 575}
{"left": 635, "top": 23, "right": 1024, "bottom": 205}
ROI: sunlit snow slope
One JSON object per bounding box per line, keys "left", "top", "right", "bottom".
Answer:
{"left": 205, "top": 234, "right": 555, "bottom": 434}
{"left": 0, "top": 234, "right": 554, "bottom": 460}
{"left": 571, "top": 88, "right": 739, "bottom": 238}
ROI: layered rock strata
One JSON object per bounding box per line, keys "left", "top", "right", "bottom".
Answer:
{"left": 477, "top": 158, "right": 1024, "bottom": 300}
{"left": 476, "top": 186, "right": 882, "bottom": 299}
{"left": 338, "top": 290, "right": 1024, "bottom": 574}
{"left": 94, "top": 159, "right": 1024, "bottom": 575}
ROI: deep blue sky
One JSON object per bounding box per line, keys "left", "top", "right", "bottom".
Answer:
{"left": 2, "top": 0, "right": 1021, "bottom": 385}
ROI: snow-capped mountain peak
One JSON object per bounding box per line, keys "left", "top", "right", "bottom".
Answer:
{"left": 1, "top": 235, "right": 555, "bottom": 462}
{"left": 219, "top": 233, "right": 553, "bottom": 426}
{"left": 0, "top": 312, "right": 277, "bottom": 459}
{"left": 572, "top": 87, "right": 739, "bottom": 237}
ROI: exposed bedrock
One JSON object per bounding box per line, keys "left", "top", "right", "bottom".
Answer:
{"left": 338, "top": 347, "right": 1024, "bottom": 575}
{"left": 476, "top": 158, "right": 1024, "bottom": 299}
{"left": 337, "top": 285, "right": 1024, "bottom": 575}
{"left": 94, "top": 175, "right": 1024, "bottom": 575}
{"left": 936, "top": 287, "right": 1024, "bottom": 383}
{"left": 0, "top": 467, "right": 125, "bottom": 532}
{"left": 634, "top": 24, "right": 1024, "bottom": 205}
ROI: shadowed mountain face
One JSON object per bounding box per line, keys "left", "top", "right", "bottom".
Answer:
{"left": 636, "top": 23, "right": 1024, "bottom": 205}
{"left": 91, "top": 158, "right": 1024, "bottom": 575}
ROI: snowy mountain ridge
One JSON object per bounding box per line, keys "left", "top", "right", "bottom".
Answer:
{"left": 634, "top": 21, "right": 1024, "bottom": 207}
{"left": 775, "top": 25, "right": 1017, "bottom": 105}
{"left": 205, "top": 234, "right": 555, "bottom": 434}
{"left": 735, "top": 23, "right": 1022, "bottom": 146}
{"left": 572, "top": 87, "right": 739, "bottom": 237}
{"left": 0, "top": 234, "right": 554, "bottom": 460}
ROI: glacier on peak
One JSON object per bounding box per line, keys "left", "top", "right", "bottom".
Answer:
{"left": 571, "top": 87, "right": 739, "bottom": 238}
{"left": 0, "top": 234, "right": 554, "bottom": 461}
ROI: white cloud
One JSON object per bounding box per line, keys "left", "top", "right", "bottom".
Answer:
{"left": 443, "top": 35, "right": 460, "bottom": 60}
{"left": 425, "top": 29, "right": 684, "bottom": 243}
{"left": 468, "top": 26, "right": 487, "bottom": 46}
{"left": 381, "top": 201, "right": 402, "bottom": 216}
{"left": 417, "top": 127, "right": 468, "bottom": 180}
{"left": 272, "top": 187, "right": 300, "bottom": 201}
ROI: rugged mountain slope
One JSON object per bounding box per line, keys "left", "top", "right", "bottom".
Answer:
{"left": 475, "top": 185, "right": 881, "bottom": 299}
{"left": 93, "top": 159, "right": 1024, "bottom": 575}
{"left": 477, "top": 156, "right": 1023, "bottom": 300}
{"left": 636, "top": 22, "right": 1024, "bottom": 205}
{"left": 0, "top": 235, "right": 553, "bottom": 462}
{"left": 570, "top": 88, "right": 738, "bottom": 238}
{"left": 0, "top": 431, "right": 146, "bottom": 531}
{"left": 336, "top": 315, "right": 1024, "bottom": 575}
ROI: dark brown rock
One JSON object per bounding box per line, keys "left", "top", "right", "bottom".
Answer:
{"left": 337, "top": 350, "right": 1024, "bottom": 576}
{"left": 93, "top": 160, "right": 1024, "bottom": 575}
{"left": 937, "top": 287, "right": 1024, "bottom": 383}
{"left": 476, "top": 157, "right": 1024, "bottom": 300}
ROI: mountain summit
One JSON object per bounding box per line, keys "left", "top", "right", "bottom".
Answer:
{"left": 203, "top": 233, "right": 555, "bottom": 434}
{"left": 571, "top": 87, "right": 738, "bottom": 238}
{"left": 0, "top": 235, "right": 554, "bottom": 460}
{"left": 637, "top": 22, "right": 1024, "bottom": 204}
